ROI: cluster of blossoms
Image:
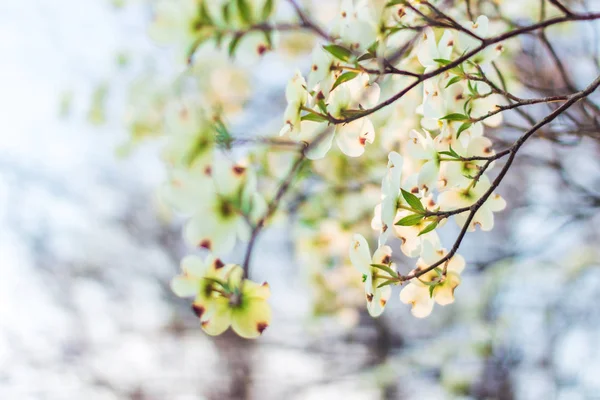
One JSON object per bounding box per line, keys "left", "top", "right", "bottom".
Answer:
{"left": 278, "top": 8, "right": 508, "bottom": 318}
{"left": 136, "top": 0, "right": 522, "bottom": 337}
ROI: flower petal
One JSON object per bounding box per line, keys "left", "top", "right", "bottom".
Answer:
{"left": 231, "top": 299, "right": 272, "bottom": 339}
{"left": 349, "top": 234, "right": 371, "bottom": 275}
{"left": 400, "top": 283, "right": 434, "bottom": 318}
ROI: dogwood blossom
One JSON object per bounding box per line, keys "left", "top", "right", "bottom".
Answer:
{"left": 162, "top": 156, "right": 266, "bottom": 255}
{"left": 438, "top": 176, "right": 506, "bottom": 232}
{"left": 400, "top": 241, "right": 466, "bottom": 318}
{"left": 349, "top": 234, "right": 395, "bottom": 317}
{"left": 199, "top": 266, "right": 272, "bottom": 339}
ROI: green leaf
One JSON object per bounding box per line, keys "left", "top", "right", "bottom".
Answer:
{"left": 261, "top": 0, "right": 274, "bottom": 20}
{"left": 440, "top": 113, "right": 469, "bottom": 122}
{"left": 417, "top": 277, "right": 439, "bottom": 287}
{"left": 433, "top": 58, "right": 451, "bottom": 65}
{"left": 371, "top": 264, "right": 397, "bottom": 277}
{"left": 331, "top": 72, "right": 358, "bottom": 91}
{"left": 418, "top": 220, "right": 438, "bottom": 236}
{"left": 316, "top": 99, "right": 328, "bottom": 114}
{"left": 203, "top": 277, "right": 227, "bottom": 289}
{"left": 401, "top": 189, "right": 425, "bottom": 213}
{"left": 429, "top": 284, "right": 436, "bottom": 298}
{"left": 456, "top": 122, "right": 472, "bottom": 139}
{"left": 445, "top": 76, "right": 462, "bottom": 89}
{"left": 236, "top": 0, "right": 252, "bottom": 24}
{"left": 439, "top": 145, "right": 460, "bottom": 158}
{"left": 340, "top": 109, "right": 366, "bottom": 118}
{"left": 323, "top": 44, "right": 353, "bottom": 62}
{"left": 301, "top": 113, "right": 328, "bottom": 123}
{"left": 228, "top": 33, "right": 244, "bottom": 57}
{"left": 357, "top": 52, "right": 375, "bottom": 62}
{"left": 214, "top": 120, "right": 233, "bottom": 149}
{"left": 385, "top": 0, "right": 406, "bottom": 7}
{"left": 362, "top": 274, "right": 367, "bottom": 283}
{"left": 198, "top": 2, "right": 214, "bottom": 25}
{"left": 395, "top": 214, "right": 424, "bottom": 226}
{"left": 377, "top": 279, "right": 398, "bottom": 289}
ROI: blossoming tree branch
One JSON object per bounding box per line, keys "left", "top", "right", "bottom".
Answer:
{"left": 134, "top": 0, "right": 600, "bottom": 338}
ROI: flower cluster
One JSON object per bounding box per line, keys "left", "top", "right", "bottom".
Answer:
{"left": 132, "top": 0, "right": 524, "bottom": 337}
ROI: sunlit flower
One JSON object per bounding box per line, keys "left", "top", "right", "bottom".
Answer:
{"left": 280, "top": 71, "right": 308, "bottom": 136}
{"left": 417, "top": 28, "right": 454, "bottom": 68}
{"left": 162, "top": 157, "right": 266, "bottom": 255}
{"left": 405, "top": 129, "right": 442, "bottom": 192}
{"left": 399, "top": 241, "right": 466, "bottom": 317}
{"left": 439, "top": 136, "right": 495, "bottom": 189}
{"left": 438, "top": 175, "right": 506, "bottom": 232}
{"left": 375, "top": 151, "right": 403, "bottom": 245}
{"left": 199, "top": 266, "right": 272, "bottom": 339}
{"left": 171, "top": 254, "right": 236, "bottom": 316}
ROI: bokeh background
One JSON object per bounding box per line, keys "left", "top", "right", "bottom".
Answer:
{"left": 2, "top": 1, "right": 600, "bottom": 399}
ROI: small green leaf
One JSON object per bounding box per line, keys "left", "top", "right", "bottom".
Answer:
{"left": 236, "top": 0, "right": 252, "bottom": 24}
{"left": 203, "top": 277, "right": 227, "bottom": 289}
{"left": 331, "top": 72, "right": 358, "bottom": 92}
{"left": 429, "top": 284, "right": 436, "bottom": 298}
{"left": 417, "top": 277, "right": 439, "bottom": 287}
{"left": 418, "top": 220, "right": 438, "bottom": 236}
{"left": 433, "top": 58, "right": 451, "bottom": 65}
{"left": 440, "top": 113, "right": 469, "bottom": 122}
{"left": 377, "top": 279, "right": 398, "bottom": 289}
{"left": 301, "top": 113, "right": 328, "bottom": 123}
{"left": 439, "top": 145, "right": 460, "bottom": 158}
{"left": 316, "top": 99, "right": 328, "bottom": 114}
{"left": 448, "top": 144, "right": 460, "bottom": 158}
{"left": 340, "top": 109, "right": 367, "bottom": 118}
{"left": 323, "top": 44, "right": 353, "bottom": 62}
{"left": 385, "top": 0, "right": 406, "bottom": 6}
{"left": 395, "top": 214, "right": 424, "bottom": 226}
{"left": 228, "top": 33, "right": 244, "bottom": 57}
{"left": 362, "top": 274, "right": 367, "bottom": 282}
{"left": 261, "top": 0, "right": 274, "bottom": 20}
{"left": 198, "top": 2, "right": 214, "bottom": 25}
{"left": 456, "top": 122, "right": 472, "bottom": 139}
{"left": 370, "top": 264, "right": 397, "bottom": 277}
{"left": 445, "top": 76, "right": 462, "bottom": 88}
{"left": 357, "top": 52, "right": 375, "bottom": 62}
{"left": 401, "top": 189, "right": 425, "bottom": 213}
{"left": 438, "top": 151, "right": 456, "bottom": 157}
{"left": 214, "top": 119, "right": 233, "bottom": 149}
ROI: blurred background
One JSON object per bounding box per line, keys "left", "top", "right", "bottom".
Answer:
{"left": 1, "top": 0, "right": 600, "bottom": 399}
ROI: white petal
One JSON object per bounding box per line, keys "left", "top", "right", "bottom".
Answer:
{"left": 400, "top": 283, "right": 434, "bottom": 318}
{"left": 437, "top": 30, "right": 454, "bottom": 60}
{"left": 335, "top": 118, "right": 374, "bottom": 157}
{"left": 170, "top": 276, "right": 198, "bottom": 298}
{"left": 181, "top": 255, "right": 208, "bottom": 277}
{"left": 349, "top": 234, "right": 371, "bottom": 275}
{"left": 304, "top": 125, "right": 335, "bottom": 160}
{"left": 418, "top": 159, "right": 439, "bottom": 191}
{"left": 184, "top": 213, "right": 239, "bottom": 255}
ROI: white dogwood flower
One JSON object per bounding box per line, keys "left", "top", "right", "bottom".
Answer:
{"left": 438, "top": 175, "right": 506, "bottom": 232}
{"left": 417, "top": 28, "right": 454, "bottom": 68}
{"left": 280, "top": 71, "right": 308, "bottom": 137}
{"left": 400, "top": 241, "right": 466, "bottom": 317}
{"left": 349, "top": 234, "right": 396, "bottom": 317}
